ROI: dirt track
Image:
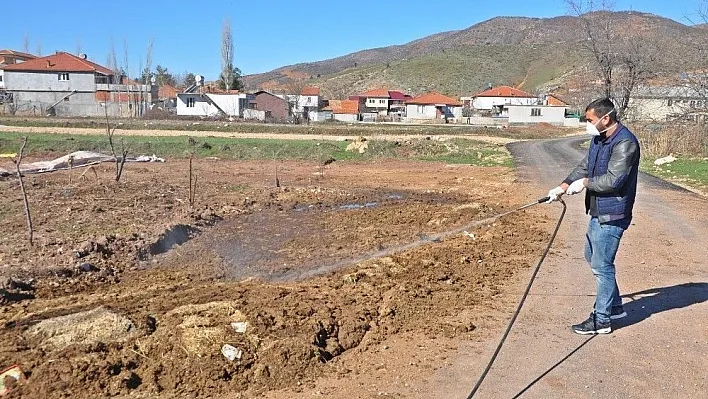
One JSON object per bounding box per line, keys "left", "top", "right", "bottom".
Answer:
{"left": 0, "top": 124, "right": 517, "bottom": 145}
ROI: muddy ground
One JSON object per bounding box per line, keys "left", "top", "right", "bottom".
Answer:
{"left": 0, "top": 157, "right": 550, "bottom": 398}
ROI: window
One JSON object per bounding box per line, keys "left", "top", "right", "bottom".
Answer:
{"left": 63, "top": 97, "right": 70, "bottom": 101}
{"left": 187, "top": 97, "right": 195, "bottom": 108}
{"left": 417, "top": 105, "right": 424, "bottom": 114}
{"left": 379, "top": 99, "right": 386, "bottom": 104}
{"left": 531, "top": 108, "right": 542, "bottom": 116}
{"left": 0, "top": 75, "right": 3, "bottom": 82}
{"left": 667, "top": 99, "right": 673, "bottom": 106}
{"left": 690, "top": 100, "right": 696, "bottom": 108}
{"left": 58, "top": 73, "right": 70, "bottom": 81}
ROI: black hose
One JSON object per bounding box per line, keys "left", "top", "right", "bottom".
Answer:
{"left": 466, "top": 198, "right": 567, "bottom": 399}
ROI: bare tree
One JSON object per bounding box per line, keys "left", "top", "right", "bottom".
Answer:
{"left": 105, "top": 106, "right": 129, "bottom": 182}
{"left": 76, "top": 39, "right": 82, "bottom": 56}
{"left": 221, "top": 19, "right": 235, "bottom": 91}
{"left": 122, "top": 39, "right": 130, "bottom": 79}
{"left": 107, "top": 38, "right": 119, "bottom": 75}
{"left": 35, "top": 40, "right": 42, "bottom": 57}
{"left": 565, "top": 0, "right": 659, "bottom": 118}
{"left": 144, "top": 38, "right": 154, "bottom": 84}
{"left": 14, "top": 137, "right": 33, "bottom": 246}
{"left": 23, "top": 33, "right": 30, "bottom": 53}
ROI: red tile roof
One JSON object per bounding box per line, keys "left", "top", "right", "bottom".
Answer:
{"left": 301, "top": 86, "right": 320, "bottom": 96}
{"left": 474, "top": 85, "right": 536, "bottom": 98}
{"left": 360, "top": 88, "right": 390, "bottom": 98}
{"left": 406, "top": 92, "right": 462, "bottom": 106}
{"left": 2, "top": 51, "right": 114, "bottom": 75}
{"left": 0, "top": 49, "right": 37, "bottom": 61}
{"left": 323, "top": 99, "right": 360, "bottom": 114}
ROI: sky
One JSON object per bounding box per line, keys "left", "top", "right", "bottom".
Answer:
{"left": 2, "top": 0, "right": 705, "bottom": 80}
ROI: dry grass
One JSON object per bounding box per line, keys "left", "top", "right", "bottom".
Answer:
{"left": 635, "top": 124, "right": 708, "bottom": 158}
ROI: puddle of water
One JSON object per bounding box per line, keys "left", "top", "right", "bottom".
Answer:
{"left": 296, "top": 193, "right": 403, "bottom": 213}
{"left": 339, "top": 202, "right": 378, "bottom": 210}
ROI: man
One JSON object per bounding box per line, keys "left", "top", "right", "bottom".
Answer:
{"left": 547, "top": 98, "right": 641, "bottom": 335}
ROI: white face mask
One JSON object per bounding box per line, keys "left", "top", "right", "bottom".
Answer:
{"left": 586, "top": 110, "right": 616, "bottom": 136}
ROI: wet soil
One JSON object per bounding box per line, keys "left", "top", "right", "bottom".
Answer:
{"left": 0, "top": 157, "right": 549, "bottom": 398}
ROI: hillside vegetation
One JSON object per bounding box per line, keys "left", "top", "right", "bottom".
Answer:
{"left": 243, "top": 12, "right": 707, "bottom": 102}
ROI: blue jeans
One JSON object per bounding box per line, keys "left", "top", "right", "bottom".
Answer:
{"left": 584, "top": 217, "right": 625, "bottom": 324}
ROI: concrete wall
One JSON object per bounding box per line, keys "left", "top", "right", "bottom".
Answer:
{"left": 4, "top": 70, "right": 96, "bottom": 92}
{"left": 365, "top": 97, "right": 388, "bottom": 111}
{"left": 308, "top": 111, "right": 331, "bottom": 122}
{"left": 176, "top": 93, "right": 250, "bottom": 117}
{"left": 507, "top": 105, "right": 566, "bottom": 125}
{"left": 473, "top": 96, "right": 538, "bottom": 110}
{"left": 176, "top": 94, "right": 219, "bottom": 116}
{"left": 243, "top": 109, "right": 266, "bottom": 121}
{"left": 333, "top": 113, "right": 357, "bottom": 122}
{"left": 406, "top": 104, "right": 438, "bottom": 119}
{"left": 297, "top": 95, "right": 319, "bottom": 111}
{"left": 624, "top": 97, "right": 705, "bottom": 122}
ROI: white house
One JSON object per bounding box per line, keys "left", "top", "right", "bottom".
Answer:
{"left": 176, "top": 92, "right": 252, "bottom": 117}
{"left": 405, "top": 92, "right": 462, "bottom": 122}
{"left": 470, "top": 86, "right": 539, "bottom": 111}
{"left": 322, "top": 99, "right": 360, "bottom": 122}
{"left": 627, "top": 85, "right": 708, "bottom": 122}
{"left": 504, "top": 104, "right": 578, "bottom": 127}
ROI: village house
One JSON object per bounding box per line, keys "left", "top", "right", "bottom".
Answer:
{"left": 349, "top": 88, "right": 413, "bottom": 121}
{"left": 463, "top": 85, "right": 539, "bottom": 115}
{"left": 627, "top": 85, "right": 708, "bottom": 123}
{"left": 323, "top": 99, "right": 360, "bottom": 122}
{"left": 251, "top": 90, "right": 291, "bottom": 121}
{"left": 404, "top": 92, "right": 462, "bottom": 123}
{"left": 176, "top": 83, "right": 253, "bottom": 118}
{"left": 1, "top": 51, "right": 157, "bottom": 117}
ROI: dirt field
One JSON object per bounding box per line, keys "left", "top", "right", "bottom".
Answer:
{"left": 0, "top": 156, "right": 550, "bottom": 398}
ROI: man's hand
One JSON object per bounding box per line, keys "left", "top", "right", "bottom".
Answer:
{"left": 546, "top": 186, "right": 566, "bottom": 203}
{"left": 566, "top": 178, "right": 586, "bottom": 195}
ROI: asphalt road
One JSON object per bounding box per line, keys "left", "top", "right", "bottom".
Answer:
{"left": 424, "top": 135, "right": 708, "bottom": 398}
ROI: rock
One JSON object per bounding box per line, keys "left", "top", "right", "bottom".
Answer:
{"left": 78, "top": 263, "right": 100, "bottom": 273}
{"left": 345, "top": 136, "right": 369, "bottom": 153}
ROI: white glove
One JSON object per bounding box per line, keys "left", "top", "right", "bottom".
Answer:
{"left": 566, "top": 178, "right": 586, "bottom": 195}
{"left": 546, "top": 186, "right": 565, "bottom": 203}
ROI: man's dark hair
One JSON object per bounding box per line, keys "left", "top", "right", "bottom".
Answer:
{"left": 586, "top": 98, "right": 618, "bottom": 122}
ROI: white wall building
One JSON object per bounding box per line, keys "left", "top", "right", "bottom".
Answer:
{"left": 504, "top": 104, "right": 578, "bottom": 127}
{"left": 627, "top": 85, "right": 708, "bottom": 122}
{"left": 176, "top": 93, "right": 251, "bottom": 117}
{"left": 404, "top": 92, "right": 462, "bottom": 122}
{"left": 471, "top": 86, "right": 538, "bottom": 111}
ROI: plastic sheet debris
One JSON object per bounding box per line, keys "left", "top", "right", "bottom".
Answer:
{"left": 0, "top": 151, "right": 166, "bottom": 176}
{"left": 231, "top": 321, "right": 248, "bottom": 334}
{"left": 221, "top": 344, "right": 242, "bottom": 361}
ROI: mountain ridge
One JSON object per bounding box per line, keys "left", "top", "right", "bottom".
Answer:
{"left": 243, "top": 11, "right": 705, "bottom": 102}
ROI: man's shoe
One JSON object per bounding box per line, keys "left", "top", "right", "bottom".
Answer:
{"left": 571, "top": 313, "right": 611, "bottom": 335}
{"left": 610, "top": 306, "right": 627, "bottom": 320}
